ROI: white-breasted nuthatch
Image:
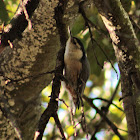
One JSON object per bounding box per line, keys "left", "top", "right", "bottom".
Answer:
{"left": 64, "top": 29, "right": 90, "bottom": 109}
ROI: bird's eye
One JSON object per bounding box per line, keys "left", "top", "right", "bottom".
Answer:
{"left": 72, "top": 38, "right": 77, "bottom": 45}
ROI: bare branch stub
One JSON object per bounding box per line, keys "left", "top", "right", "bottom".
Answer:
{"left": 53, "top": 112, "right": 66, "bottom": 140}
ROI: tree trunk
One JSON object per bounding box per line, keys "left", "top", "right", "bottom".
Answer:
{"left": 0, "top": 0, "right": 60, "bottom": 139}
{"left": 92, "top": 0, "right": 140, "bottom": 139}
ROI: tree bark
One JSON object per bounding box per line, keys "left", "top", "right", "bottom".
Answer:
{"left": 92, "top": 0, "right": 140, "bottom": 140}
{"left": 0, "top": 0, "right": 60, "bottom": 139}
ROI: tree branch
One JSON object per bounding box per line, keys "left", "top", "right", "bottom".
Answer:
{"left": 35, "top": 0, "right": 68, "bottom": 139}
{"left": 79, "top": 1, "right": 118, "bottom": 77}
{"left": 87, "top": 78, "right": 122, "bottom": 139}
{"left": 92, "top": 97, "right": 123, "bottom": 112}
{"left": 53, "top": 112, "right": 66, "bottom": 140}
{"left": 83, "top": 95, "right": 124, "bottom": 140}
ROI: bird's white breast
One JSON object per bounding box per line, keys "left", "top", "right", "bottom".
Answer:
{"left": 64, "top": 38, "right": 83, "bottom": 60}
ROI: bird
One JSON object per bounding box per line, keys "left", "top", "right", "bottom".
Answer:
{"left": 63, "top": 28, "right": 90, "bottom": 109}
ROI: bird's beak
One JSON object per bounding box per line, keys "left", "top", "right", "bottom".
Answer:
{"left": 68, "top": 26, "right": 72, "bottom": 38}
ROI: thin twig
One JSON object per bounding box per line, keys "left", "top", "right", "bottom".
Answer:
{"left": 90, "top": 78, "right": 121, "bottom": 138}
{"left": 105, "top": 78, "right": 121, "bottom": 110}
{"left": 56, "top": 98, "right": 75, "bottom": 125}
{"left": 92, "top": 97, "right": 123, "bottom": 112}
{"left": 86, "top": 18, "right": 108, "bottom": 38}
{"left": 79, "top": 2, "right": 103, "bottom": 69}
{"left": 5, "top": 70, "right": 55, "bottom": 84}
{"left": 57, "top": 98, "right": 77, "bottom": 136}
{"left": 83, "top": 95, "right": 124, "bottom": 140}
{"left": 79, "top": 2, "right": 118, "bottom": 78}
{"left": 118, "top": 128, "right": 128, "bottom": 133}
{"left": 21, "top": 0, "right": 32, "bottom": 30}
{"left": 129, "top": 16, "right": 140, "bottom": 34}
{"left": 92, "top": 38, "right": 118, "bottom": 78}
{"left": 81, "top": 106, "right": 89, "bottom": 140}
{"left": 53, "top": 113, "right": 66, "bottom": 140}
{"left": 119, "top": 94, "right": 131, "bottom": 101}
